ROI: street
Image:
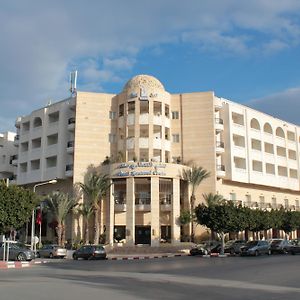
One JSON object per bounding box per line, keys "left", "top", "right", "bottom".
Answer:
{"left": 0, "top": 255, "right": 300, "bottom": 300}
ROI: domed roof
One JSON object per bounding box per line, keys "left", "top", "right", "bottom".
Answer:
{"left": 123, "top": 75, "right": 165, "bottom": 92}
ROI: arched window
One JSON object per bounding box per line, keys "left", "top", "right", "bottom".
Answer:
{"left": 276, "top": 127, "right": 285, "bottom": 138}
{"left": 250, "top": 118, "right": 260, "bottom": 130}
{"left": 33, "top": 117, "right": 42, "bottom": 128}
{"left": 263, "top": 123, "right": 273, "bottom": 134}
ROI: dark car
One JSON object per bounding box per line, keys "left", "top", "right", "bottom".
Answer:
{"left": 0, "top": 242, "right": 35, "bottom": 261}
{"left": 240, "top": 240, "right": 271, "bottom": 256}
{"left": 288, "top": 239, "right": 300, "bottom": 255}
{"left": 37, "top": 244, "right": 67, "bottom": 258}
{"left": 190, "top": 241, "right": 221, "bottom": 256}
{"left": 224, "top": 240, "right": 247, "bottom": 255}
{"left": 270, "top": 239, "right": 292, "bottom": 254}
{"left": 73, "top": 245, "right": 107, "bottom": 260}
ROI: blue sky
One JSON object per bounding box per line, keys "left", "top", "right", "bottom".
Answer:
{"left": 1, "top": 0, "right": 300, "bottom": 131}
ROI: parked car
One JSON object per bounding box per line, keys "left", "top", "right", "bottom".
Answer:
{"left": 73, "top": 245, "right": 107, "bottom": 260}
{"left": 0, "top": 242, "right": 35, "bottom": 261}
{"left": 190, "top": 241, "right": 221, "bottom": 256}
{"left": 288, "top": 239, "right": 300, "bottom": 255}
{"left": 37, "top": 244, "right": 67, "bottom": 258}
{"left": 240, "top": 240, "right": 271, "bottom": 256}
{"left": 224, "top": 240, "right": 247, "bottom": 255}
{"left": 270, "top": 239, "right": 292, "bottom": 254}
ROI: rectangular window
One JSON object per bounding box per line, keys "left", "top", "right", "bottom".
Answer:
{"left": 46, "top": 156, "right": 57, "bottom": 168}
{"left": 109, "top": 111, "right": 116, "bottom": 119}
{"left": 165, "top": 104, "right": 170, "bottom": 118}
{"left": 119, "top": 104, "right": 124, "bottom": 117}
{"left": 47, "top": 133, "right": 58, "bottom": 146}
{"left": 172, "top": 111, "right": 179, "bottom": 119}
{"left": 109, "top": 134, "right": 116, "bottom": 143}
{"left": 31, "top": 159, "right": 40, "bottom": 170}
{"left": 172, "top": 134, "right": 180, "bottom": 143}
{"left": 48, "top": 111, "right": 59, "bottom": 123}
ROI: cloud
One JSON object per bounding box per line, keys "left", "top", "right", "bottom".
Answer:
{"left": 0, "top": 0, "right": 300, "bottom": 131}
{"left": 247, "top": 87, "right": 300, "bottom": 125}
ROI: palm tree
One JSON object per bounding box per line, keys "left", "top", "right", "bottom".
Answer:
{"left": 45, "top": 191, "right": 78, "bottom": 246}
{"left": 203, "top": 193, "right": 225, "bottom": 207}
{"left": 79, "top": 173, "right": 111, "bottom": 245}
{"left": 183, "top": 165, "right": 210, "bottom": 242}
{"left": 76, "top": 203, "right": 94, "bottom": 245}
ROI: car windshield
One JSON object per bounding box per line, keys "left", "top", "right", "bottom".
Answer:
{"left": 246, "top": 241, "right": 258, "bottom": 246}
{"left": 225, "top": 241, "right": 235, "bottom": 246}
{"left": 94, "top": 246, "right": 104, "bottom": 250}
{"left": 271, "top": 240, "right": 282, "bottom": 245}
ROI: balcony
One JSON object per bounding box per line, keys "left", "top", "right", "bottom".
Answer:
{"left": 215, "top": 118, "right": 224, "bottom": 132}
{"left": 214, "top": 98, "right": 223, "bottom": 111}
{"left": 216, "top": 164, "right": 226, "bottom": 178}
{"left": 160, "top": 197, "right": 172, "bottom": 212}
{"left": 65, "top": 164, "right": 74, "bottom": 177}
{"left": 135, "top": 198, "right": 151, "bottom": 211}
{"left": 114, "top": 197, "right": 126, "bottom": 211}
{"left": 15, "top": 117, "right": 21, "bottom": 128}
{"left": 216, "top": 141, "right": 225, "bottom": 154}
{"left": 67, "top": 141, "right": 74, "bottom": 153}
{"left": 13, "top": 135, "right": 20, "bottom": 146}
{"left": 11, "top": 155, "right": 18, "bottom": 166}
{"left": 68, "top": 118, "right": 75, "bottom": 131}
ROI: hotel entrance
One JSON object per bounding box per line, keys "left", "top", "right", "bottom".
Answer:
{"left": 135, "top": 226, "right": 151, "bottom": 245}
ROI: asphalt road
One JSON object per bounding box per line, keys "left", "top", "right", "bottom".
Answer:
{"left": 1, "top": 255, "right": 300, "bottom": 300}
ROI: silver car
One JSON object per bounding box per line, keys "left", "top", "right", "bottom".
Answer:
{"left": 0, "top": 242, "right": 35, "bottom": 261}
{"left": 37, "top": 244, "right": 67, "bottom": 258}
{"left": 240, "top": 240, "right": 271, "bottom": 256}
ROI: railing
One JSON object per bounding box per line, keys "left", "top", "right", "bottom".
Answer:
{"left": 14, "top": 135, "right": 19, "bottom": 141}
{"left": 215, "top": 118, "right": 224, "bottom": 125}
{"left": 114, "top": 197, "right": 126, "bottom": 205}
{"left": 216, "top": 165, "right": 225, "bottom": 171}
{"left": 66, "top": 164, "right": 74, "bottom": 171}
{"left": 67, "top": 141, "right": 74, "bottom": 148}
{"left": 68, "top": 117, "right": 75, "bottom": 124}
{"left": 216, "top": 141, "right": 224, "bottom": 148}
{"left": 135, "top": 197, "right": 151, "bottom": 205}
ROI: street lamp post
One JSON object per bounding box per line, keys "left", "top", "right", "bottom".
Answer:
{"left": 31, "top": 179, "right": 57, "bottom": 251}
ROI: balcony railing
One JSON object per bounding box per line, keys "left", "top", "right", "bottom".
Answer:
{"left": 216, "top": 141, "right": 225, "bottom": 148}
{"left": 66, "top": 164, "right": 74, "bottom": 171}
{"left": 216, "top": 165, "right": 225, "bottom": 171}
{"left": 67, "top": 141, "right": 74, "bottom": 148}
{"left": 68, "top": 117, "right": 75, "bottom": 124}
{"left": 215, "top": 118, "right": 224, "bottom": 125}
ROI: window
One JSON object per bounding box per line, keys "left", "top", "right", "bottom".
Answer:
{"left": 276, "top": 127, "right": 285, "bottom": 138}
{"left": 232, "top": 112, "right": 244, "bottom": 126}
{"left": 109, "top": 111, "right": 116, "bottom": 119}
{"left": 172, "top": 111, "right": 179, "bottom": 119}
{"left": 172, "top": 134, "right": 180, "bottom": 143}
{"left": 109, "top": 134, "right": 116, "bottom": 143}
{"left": 46, "top": 156, "right": 57, "bottom": 168}
{"left": 250, "top": 118, "right": 260, "bottom": 130}
{"left": 32, "top": 138, "right": 41, "bottom": 149}
{"left": 266, "top": 163, "right": 275, "bottom": 175}
{"left": 31, "top": 159, "right": 40, "bottom": 170}
{"left": 295, "top": 200, "right": 299, "bottom": 209}
{"left": 287, "top": 131, "right": 295, "bottom": 141}
{"left": 264, "top": 142, "right": 274, "bottom": 154}
{"left": 233, "top": 134, "right": 245, "bottom": 147}
{"left": 21, "top": 142, "right": 29, "bottom": 152}
{"left": 272, "top": 197, "right": 277, "bottom": 208}
{"left": 288, "top": 149, "right": 296, "bottom": 160}
{"left": 251, "top": 139, "right": 261, "bottom": 151}
{"left": 20, "top": 162, "right": 27, "bottom": 173}
{"left": 47, "top": 134, "right": 58, "bottom": 146}
{"left": 277, "top": 146, "right": 286, "bottom": 157}
{"left": 48, "top": 111, "right": 59, "bottom": 123}
{"left": 234, "top": 157, "right": 246, "bottom": 169}
{"left": 229, "top": 193, "right": 236, "bottom": 201}
{"left": 263, "top": 123, "right": 273, "bottom": 134}
{"left": 284, "top": 199, "right": 289, "bottom": 208}
{"left": 289, "top": 169, "right": 298, "bottom": 178}
{"left": 165, "top": 104, "right": 170, "bottom": 118}
{"left": 245, "top": 195, "right": 251, "bottom": 206}
{"left": 127, "top": 101, "right": 135, "bottom": 114}
{"left": 33, "top": 117, "right": 42, "bottom": 128}
{"left": 119, "top": 104, "right": 124, "bottom": 117}
{"left": 278, "top": 166, "right": 288, "bottom": 177}
{"left": 252, "top": 160, "right": 263, "bottom": 172}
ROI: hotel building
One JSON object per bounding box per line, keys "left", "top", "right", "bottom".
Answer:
{"left": 2, "top": 74, "right": 300, "bottom": 245}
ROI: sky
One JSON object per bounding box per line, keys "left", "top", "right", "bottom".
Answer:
{"left": 0, "top": 0, "right": 300, "bottom": 132}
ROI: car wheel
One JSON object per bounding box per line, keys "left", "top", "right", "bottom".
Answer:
{"left": 255, "top": 250, "right": 259, "bottom": 256}
{"left": 17, "top": 253, "right": 27, "bottom": 261}
{"left": 73, "top": 254, "right": 78, "bottom": 260}
{"left": 230, "top": 249, "right": 235, "bottom": 255}
{"left": 267, "top": 249, "right": 271, "bottom": 255}
{"left": 283, "top": 248, "right": 288, "bottom": 255}
{"left": 49, "top": 253, "right": 54, "bottom": 258}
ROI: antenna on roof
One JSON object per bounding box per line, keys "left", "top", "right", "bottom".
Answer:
{"left": 70, "top": 70, "right": 77, "bottom": 97}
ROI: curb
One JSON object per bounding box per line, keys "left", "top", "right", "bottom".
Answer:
{"left": 107, "top": 253, "right": 187, "bottom": 260}
{"left": 0, "top": 260, "right": 49, "bottom": 270}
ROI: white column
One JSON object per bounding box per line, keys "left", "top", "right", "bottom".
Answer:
{"left": 108, "top": 182, "right": 114, "bottom": 245}
{"left": 126, "top": 177, "right": 135, "bottom": 245}
{"left": 172, "top": 178, "right": 181, "bottom": 244}
{"left": 151, "top": 177, "right": 160, "bottom": 246}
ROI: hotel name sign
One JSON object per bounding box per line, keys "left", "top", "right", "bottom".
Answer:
{"left": 114, "top": 162, "right": 166, "bottom": 177}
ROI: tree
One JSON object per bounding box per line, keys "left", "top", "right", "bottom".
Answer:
{"left": 195, "top": 202, "right": 241, "bottom": 254}
{"left": 203, "top": 193, "right": 225, "bottom": 207}
{"left": 182, "top": 165, "right": 210, "bottom": 242}
{"left": 79, "top": 173, "right": 111, "bottom": 244}
{"left": 281, "top": 211, "right": 300, "bottom": 238}
{"left": 76, "top": 203, "right": 94, "bottom": 245}
{"left": 44, "top": 191, "right": 78, "bottom": 246}
{"left": 0, "top": 181, "right": 39, "bottom": 234}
